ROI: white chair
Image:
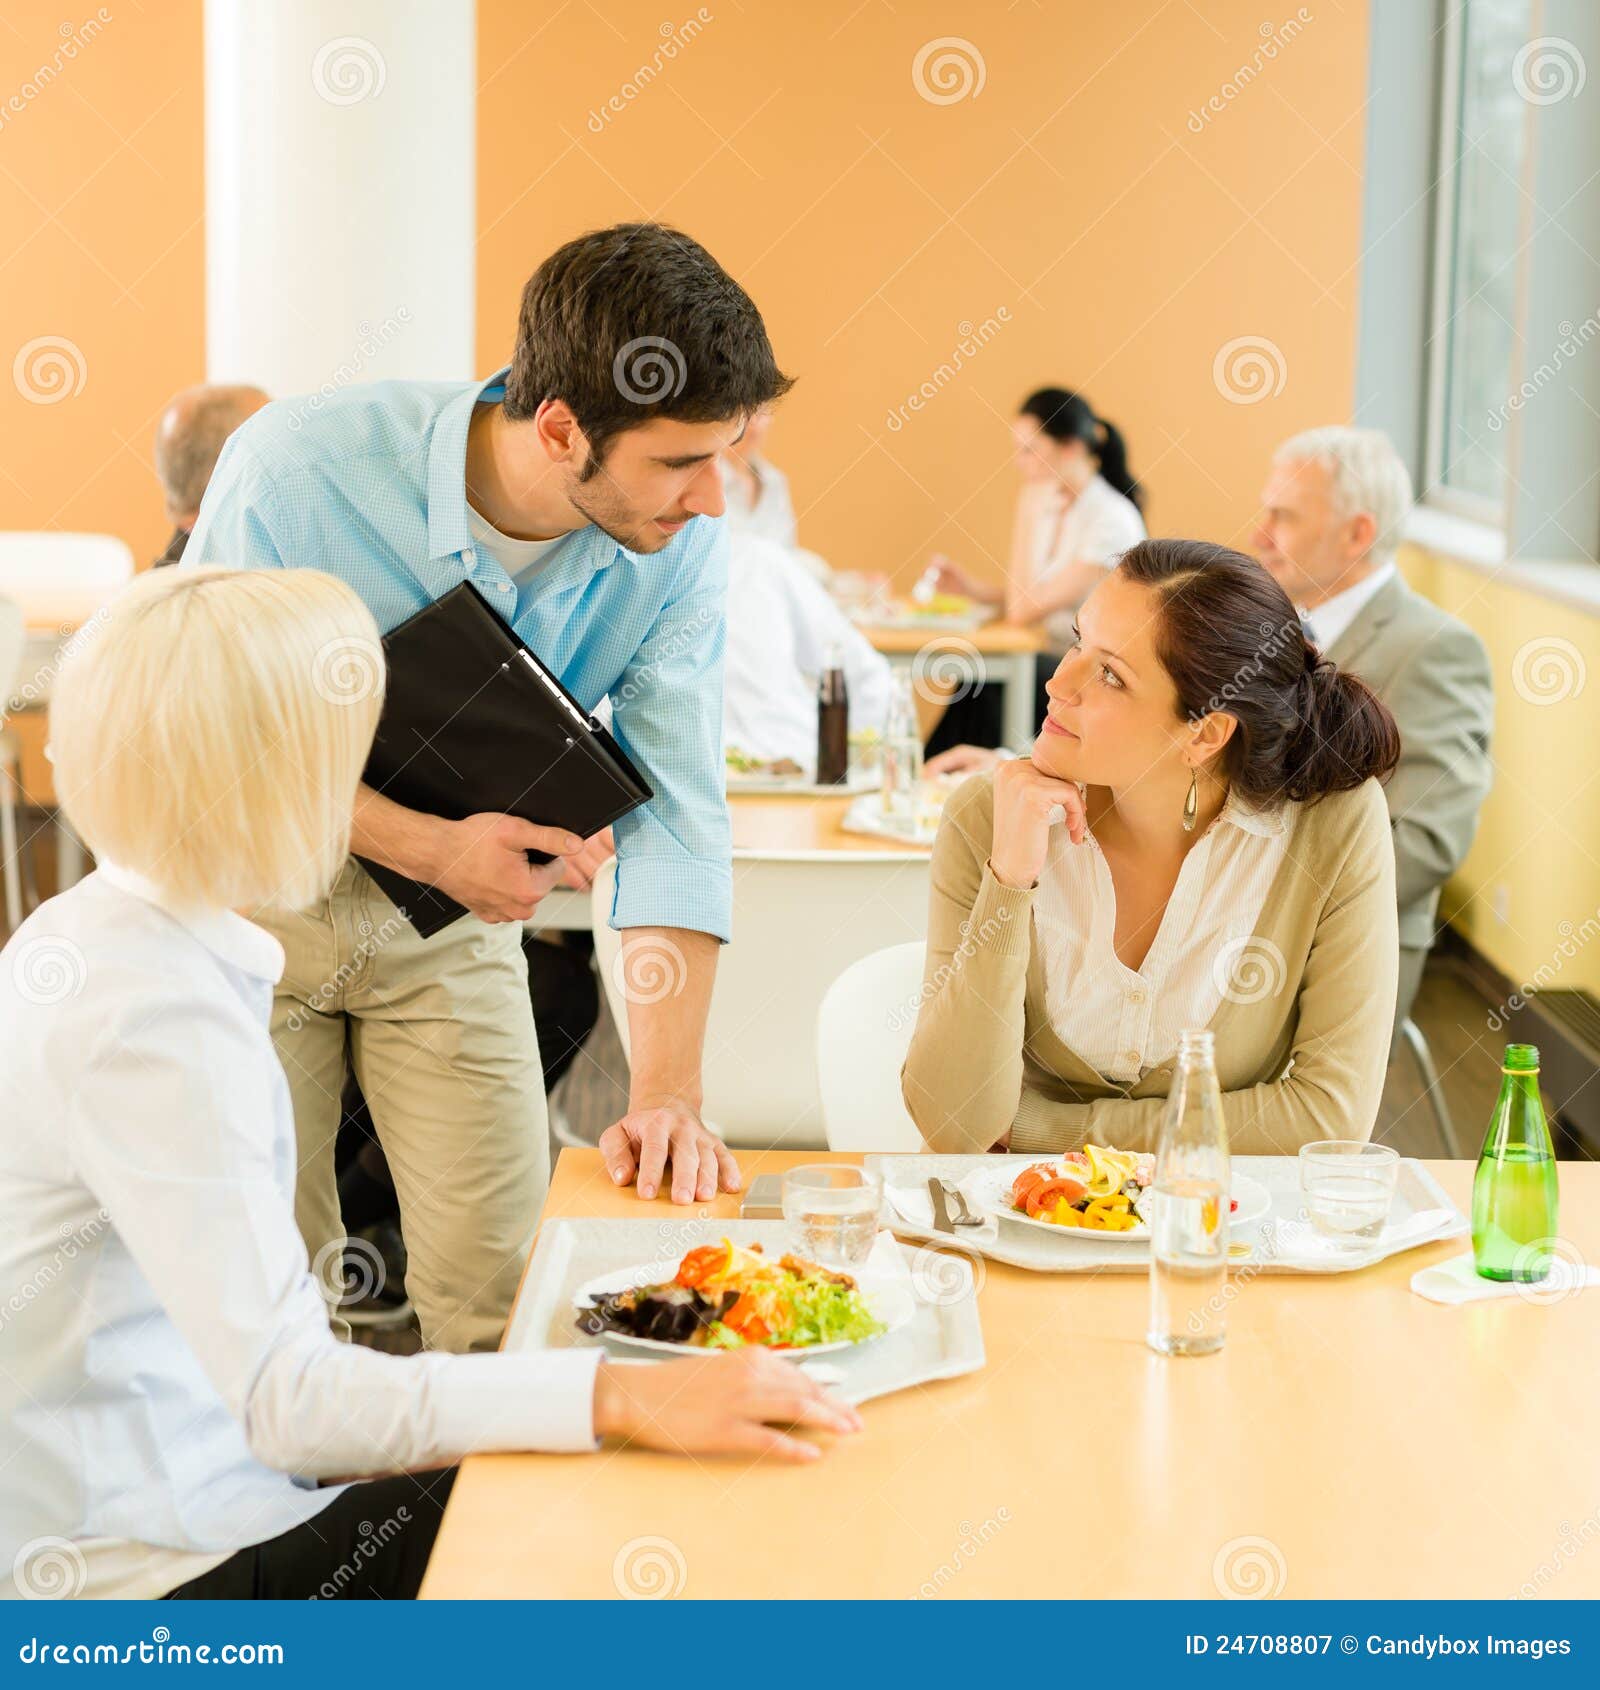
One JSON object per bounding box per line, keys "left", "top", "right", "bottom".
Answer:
{"left": 0, "top": 531, "right": 135, "bottom": 606}
{"left": 590, "top": 849, "right": 931, "bottom": 1149}
{"left": 0, "top": 535, "right": 132, "bottom": 902}
{"left": 0, "top": 595, "right": 25, "bottom": 934}
{"left": 816, "top": 942, "right": 928, "bottom": 1152}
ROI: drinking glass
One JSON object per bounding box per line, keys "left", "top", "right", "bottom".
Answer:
{"left": 781, "top": 1165, "right": 882, "bottom": 1269}
{"left": 1299, "top": 1141, "right": 1400, "bottom": 1244}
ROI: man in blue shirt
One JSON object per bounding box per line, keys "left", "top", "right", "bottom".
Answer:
{"left": 186, "top": 224, "right": 792, "bottom": 1352}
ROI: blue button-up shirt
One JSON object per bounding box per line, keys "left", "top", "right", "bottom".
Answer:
{"left": 185, "top": 370, "right": 732, "bottom": 939}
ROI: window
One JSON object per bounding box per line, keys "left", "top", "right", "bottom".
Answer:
{"left": 1426, "top": 0, "right": 1531, "bottom": 518}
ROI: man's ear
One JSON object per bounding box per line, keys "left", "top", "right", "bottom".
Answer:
{"left": 1346, "top": 509, "right": 1378, "bottom": 561}
{"left": 534, "top": 397, "right": 584, "bottom": 464}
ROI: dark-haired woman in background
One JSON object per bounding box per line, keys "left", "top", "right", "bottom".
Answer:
{"left": 904, "top": 538, "right": 1402, "bottom": 1155}
{"left": 924, "top": 388, "right": 1146, "bottom": 754}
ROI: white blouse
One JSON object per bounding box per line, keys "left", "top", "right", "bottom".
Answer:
{"left": 0, "top": 866, "right": 603, "bottom": 1599}
{"left": 1028, "top": 475, "right": 1146, "bottom": 648}
{"left": 723, "top": 454, "right": 798, "bottom": 548}
{"left": 723, "top": 533, "right": 892, "bottom": 765}
{"left": 1032, "top": 791, "right": 1295, "bottom": 1083}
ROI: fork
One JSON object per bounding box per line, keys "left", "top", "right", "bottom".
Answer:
{"left": 938, "top": 1180, "right": 986, "bottom": 1228}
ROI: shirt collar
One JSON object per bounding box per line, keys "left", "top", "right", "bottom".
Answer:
{"left": 427, "top": 365, "right": 620, "bottom": 574}
{"left": 1215, "top": 789, "right": 1290, "bottom": 837}
{"left": 1301, "top": 561, "right": 1396, "bottom": 650}
{"left": 95, "top": 862, "right": 286, "bottom": 984}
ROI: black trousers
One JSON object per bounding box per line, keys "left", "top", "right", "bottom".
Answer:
{"left": 164, "top": 1469, "right": 456, "bottom": 1600}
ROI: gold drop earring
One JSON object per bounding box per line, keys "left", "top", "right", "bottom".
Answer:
{"left": 1181, "top": 764, "right": 1198, "bottom": 833}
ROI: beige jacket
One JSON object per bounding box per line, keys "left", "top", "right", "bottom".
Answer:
{"left": 901, "top": 774, "right": 1398, "bottom": 1155}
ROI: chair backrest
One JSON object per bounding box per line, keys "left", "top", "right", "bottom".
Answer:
{"left": 816, "top": 942, "right": 928, "bottom": 1152}
{"left": 0, "top": 597, "right": 25, "bottom": 705}
{"left": 0, "top": 532, "right": 135, "bottom": 599}
{"left": 590, "top": 849, "right": 930, "bottom": 1149}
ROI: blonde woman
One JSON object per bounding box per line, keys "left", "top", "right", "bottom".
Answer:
{"left": 0, "top": 569, "right": 858, "bottom": 1602}
{"left": 904, "top": 539, "right": 1402, "bottom": 1155}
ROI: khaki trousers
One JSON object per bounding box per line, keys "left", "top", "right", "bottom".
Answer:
{"left": 258, "top": 860, "right": 547, "bottom": 1353}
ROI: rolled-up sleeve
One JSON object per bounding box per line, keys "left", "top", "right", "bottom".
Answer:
{"left": 607, "top": 521, "right": 734, "bottom": 941}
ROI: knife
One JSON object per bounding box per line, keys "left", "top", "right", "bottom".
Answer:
{"left": 927, "top": 1175, "right": 955, "bottom": 1235}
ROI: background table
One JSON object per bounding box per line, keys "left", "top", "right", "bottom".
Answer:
{"left": 528, "top": 793, "right": 929, "bottom": 934}
{"left": 422, "top": 1147, "right": 1600, "bottom": 1600}
{"left": 862, "top": 620, "right": 1047, "bottom": 752}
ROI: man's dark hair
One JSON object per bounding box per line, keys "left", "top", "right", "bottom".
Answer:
{"left": 503, "top": 223, "right": 793, "bottom": 470}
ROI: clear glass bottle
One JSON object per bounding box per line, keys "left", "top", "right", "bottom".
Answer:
{"left": 1146, "top": 1029, "right": 1231, "bottom": 1357}
{"left": 1472, "top": 1042, "right": 1559, "bottom": 1281}
{"left": 880, "top": 671, "right": 923, "bottom": 821}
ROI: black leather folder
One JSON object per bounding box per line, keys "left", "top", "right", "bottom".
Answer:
{"left": 354, "top": 581, "right": 652, "bottom": 937}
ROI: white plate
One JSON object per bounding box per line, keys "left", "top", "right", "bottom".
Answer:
{"left": 971, "top": 1168, "right": 1271, "bottom": 1242}
{"left": 571, "top": 1257, "right": 916, "bottom": 1358}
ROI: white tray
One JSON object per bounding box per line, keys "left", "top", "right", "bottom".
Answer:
{"left": 726, "top": 764, "right": 880, "bottom": 797}
{"left": 503, "top": 1218, "right": 985, "bottom": 1406}
{"left": 864, "top": 1152, "right": 1468, "bottom": 1275}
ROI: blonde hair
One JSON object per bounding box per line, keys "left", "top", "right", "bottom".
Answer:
{"left": 50, "top": 567, "right": 384, "bottom": 911}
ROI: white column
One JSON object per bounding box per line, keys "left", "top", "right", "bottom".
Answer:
{"left": 204, "top": 0, "right": 476, "bottom": 395}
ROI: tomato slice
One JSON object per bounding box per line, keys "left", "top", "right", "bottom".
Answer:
{"left": 674, "top": 1244, "right": 727, "bottom": 1289}
{"left": 1011, "top": 1167, "right": 1053, "bottom": 1207}
{"left": 1024, "top": 1177, "right": 1089, "bottom": 1216}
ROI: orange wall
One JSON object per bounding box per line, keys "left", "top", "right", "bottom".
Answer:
{"left": 0, "top": 2, "right": 1368, "bottom": 581}
{"left": 0, "top": 0, "right": 204, "bottom": 567}
{"left": 477, "top": 0, "right": 1369, "bottom": 581}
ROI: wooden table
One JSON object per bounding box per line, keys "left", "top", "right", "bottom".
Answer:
{"left": 861, "top": 619, "right": 1047, "bottom": 753}
{"left": 528, "top": 794, "right": 928, "bottom": 934}
{"left": 422, "top": 1147, "right": 1600, "bottom": 1600}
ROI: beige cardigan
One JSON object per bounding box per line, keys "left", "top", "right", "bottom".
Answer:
{"left": 901, "top": 774, "right": 1398, "bottom": 1155}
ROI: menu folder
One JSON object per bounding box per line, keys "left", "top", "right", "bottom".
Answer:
{"left": 354, "top": 581, "right": 653, "bottom": 938}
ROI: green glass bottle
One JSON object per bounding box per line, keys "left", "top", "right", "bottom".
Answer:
{"left": 1471, "top": 1043, "right": 1559, "bottom": 1282}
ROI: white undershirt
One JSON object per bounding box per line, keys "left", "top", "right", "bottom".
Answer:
{"left": 1033, "top": 790, "right": 1296, "bottom": 1083}
{"left": 466, "top": 501, "right": 570, "bottom": 584}
{"left": 1300, "top": 561, "right": 1396, "bottom": 654}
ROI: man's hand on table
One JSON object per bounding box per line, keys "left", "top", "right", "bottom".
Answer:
{"left": 593, "top": 1348, "right": 862, "bottom": 1462}
{"left": 599, "top": 1100, "right": 741, "bottom": 1203}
